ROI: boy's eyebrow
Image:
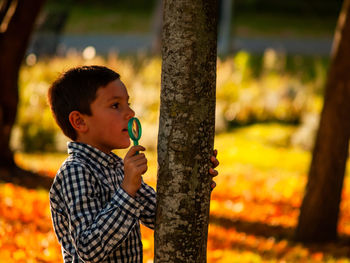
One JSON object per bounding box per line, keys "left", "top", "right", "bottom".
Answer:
{"left": 107, "top": 95, "right": 129, "bottom": 102}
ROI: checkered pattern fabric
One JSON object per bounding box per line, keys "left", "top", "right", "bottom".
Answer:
{"left": 50, "top": 142, "right": 156, "bottom": 262}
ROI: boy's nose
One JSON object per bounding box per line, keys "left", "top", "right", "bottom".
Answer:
{"left": 127, "top": 106, "right": 135, "bottom": 119}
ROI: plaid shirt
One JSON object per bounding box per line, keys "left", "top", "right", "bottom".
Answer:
{"left": 49, "top": 142, "right": 156, "bottom": 263}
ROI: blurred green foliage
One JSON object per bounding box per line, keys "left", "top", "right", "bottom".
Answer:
{"left": 13, "top": 50, "right": 328, "bottom": 152}
{"left": 15, "top": 64, "right": 59, "bottom": 152}
{"left": 45, "top": 0, "right": 340, "bottom": 36}
{"left": 234, "top": 0, "right": 342, "bottom": 16}
{"left": 216, "top": 50, "right": 326, "bottom": 130}
{"left": 47, "top": 0, "right": 156, "bottom": 34}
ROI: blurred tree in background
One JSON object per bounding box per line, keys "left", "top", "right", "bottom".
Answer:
{"left": 0, "top": 0, "right": 52, "bottom": 188}
{"left": 296, "top": 0, "right": 350, "bottom": 243}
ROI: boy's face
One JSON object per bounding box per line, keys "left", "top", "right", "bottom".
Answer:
{"left": 81, "top": 79, "right": 135, "bottom": 153}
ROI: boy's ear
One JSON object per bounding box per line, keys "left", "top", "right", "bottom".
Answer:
{"left": 69, "top": 111, "right": 88, "bottom": 133}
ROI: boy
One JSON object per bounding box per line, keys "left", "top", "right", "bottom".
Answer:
{"left": 48, "top": 65, "right": 219, "bottom": 262}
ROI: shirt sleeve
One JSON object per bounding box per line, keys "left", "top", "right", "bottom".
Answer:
{"left": 135, "top": 179, "right": 157, "bottom": 229}
{"left": 59, "top": 163, "right": 144, "bottom": 263}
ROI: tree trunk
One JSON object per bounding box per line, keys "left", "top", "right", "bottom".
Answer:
{"left": 154, "top": 0, "right": 218, "bottom": 262}
{"left": 0, "top": 0, "right": 46, "bottom": 169}
{"left": 295, "top": 0, "right": 350, "bottom": 242}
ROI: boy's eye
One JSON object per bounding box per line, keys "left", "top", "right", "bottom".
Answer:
{"left": 112, "top": 103, "right": 119, "bottom": 109}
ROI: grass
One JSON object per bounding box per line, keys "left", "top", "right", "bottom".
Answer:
{"left": 59, "top": 2, "right": 338, "bottom": 37}
{"left": 65, "top": 5, "right": 152, "bottom": 34}
{"left": 234, "top": 12, "right": 337, "bottom": 38}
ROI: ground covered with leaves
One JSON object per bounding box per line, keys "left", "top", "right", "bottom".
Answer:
{"left": 2, "top": 124, "right": 350, "bottom": 262}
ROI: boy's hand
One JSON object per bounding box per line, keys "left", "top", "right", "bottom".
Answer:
{"left": 122, "top": 145, "right": 147, "bottom": 197}
{"left": 209, "top": 149, "right": 219, "bottom": 190}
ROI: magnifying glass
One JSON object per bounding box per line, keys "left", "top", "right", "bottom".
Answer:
{"left": 128, "top": 117, "right": 142, "bottom": 147}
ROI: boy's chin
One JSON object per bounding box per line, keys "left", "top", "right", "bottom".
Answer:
{"left": 118, "top": 141, "right": 131, "bottom": 149}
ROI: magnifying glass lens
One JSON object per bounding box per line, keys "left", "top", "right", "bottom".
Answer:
{"left": 132, "top": 120, "right": 139, "bottom": 138}
{"left": 128, "top": 117, "right": 142, "bottom": 143}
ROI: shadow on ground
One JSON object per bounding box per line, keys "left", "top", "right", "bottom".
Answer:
{"left": 0, "top": 166, "right": 53, "bottom": 190}
{"left": 210, "top": 215, "right": 350, "bottom": 260}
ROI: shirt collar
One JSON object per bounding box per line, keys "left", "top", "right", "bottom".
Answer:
{"left": 67, "top": 142, "right": 123, "bottom": 168}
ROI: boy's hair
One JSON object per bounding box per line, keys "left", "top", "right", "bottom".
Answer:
{"left": 48, "top": 65, "right": 120, "bottom": 141}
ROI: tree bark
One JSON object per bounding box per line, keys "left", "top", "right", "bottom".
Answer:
{"left": 295, "top": 0, "right": 350, "bottom": 242}
{"left": 154, "top": 0, "right": 218, "bottom": 262}
{"left": 0, "top": 0, "right": 46, "bottom": 169}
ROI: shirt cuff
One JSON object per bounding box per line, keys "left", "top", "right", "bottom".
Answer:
{"left": 113, "top": 188, "right": 145, "bottom": 218}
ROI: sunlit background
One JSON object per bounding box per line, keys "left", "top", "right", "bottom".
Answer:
{"left": 2, "top": 0, "right": 350, "bottom": 262}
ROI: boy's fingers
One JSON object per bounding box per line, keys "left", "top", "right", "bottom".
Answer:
{"left": 128, "top": 153, "right": 146, "bottom": 161}
{"left": 141, "top": 165, "right": 148, "bottom": 175}
{"left": 133, "top": 157, "right": 148, "bottom": 167}
{"left": 209, "top": 168, "right": 218, "bottom": 177}
{"left": 125, "top": 145, "right": 146, "bottom": 159}
{"left": 210, "top": 156, "right": 219, "bottom": 168}
{"left": 213, "top": 149, "right": 218, "bottom": 157}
